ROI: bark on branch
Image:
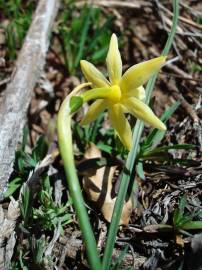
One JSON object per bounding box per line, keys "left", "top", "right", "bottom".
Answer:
{"left": 0, "top": 0, "right": 60, "bottom": 200}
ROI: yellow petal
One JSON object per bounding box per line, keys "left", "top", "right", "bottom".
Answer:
{"left": 81, "top": 100, "right": 107, "bottom": 125}
{"left": 124, "top": 86, "right": 146, "bottom": 100}
{"left": 123, "top": 97, "right": 166, "bottom": 130}
{"left": 106, "top": 33, "right": 122, "bottom": 85}
{"left": 120, "top": 56, "right": 166, "bottom": 92}
{"left": 80, "top": 60, "right": 110, "bottom": 88}
{"left": 108, "top": 104, "right": 132, "bottom": 150}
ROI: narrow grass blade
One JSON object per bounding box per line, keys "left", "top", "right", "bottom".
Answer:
{"left": 74, "top": 6, "right": 91, "bottom": 67}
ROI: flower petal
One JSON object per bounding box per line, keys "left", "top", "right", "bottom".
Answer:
{"left": 124, "top": 86, "right": 146, "bottom": 100}
{"left": 108, "top": 104, "right": 132, "bottom": 150}
{"left": 106, "top": 33, "right": 122, "bottom": 85}
{"left": 120, "top": 56, "right": 166, "bottom": 92}
{"left": 81, "top": 99, "right": 107, "bottom": 125}
{"left": 123, "top": 97, "right": 166, "bottom": 130}
{"left": 80, "top": 60, "right": 110, "bottom": 88}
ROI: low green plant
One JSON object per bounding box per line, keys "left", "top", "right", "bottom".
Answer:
{"left": 57, "top": 2, "right": 114, "bottom": 74}
{"left": 110, "top": 245, "right": 133, "bottom": 270}
{"left": 4, "top": 133, "right": 48, "bottom": 198}
{"left": 9, "top": 250, "right": 29, "bottom": 270}
{"left": 173, "top": 196, "right": 202, "bottom": 231}
{"left": 9, "top": 131, "right": 72, "bottom": 267}
{"left": 73, "top": 113, "right": 115, "bottom": 154}
{"left": 10, "top": 236, "right": 53, "bottom": 269}
{"left": 189, "top": 62, "right": 202, "bottom": 73}
{"left": 196, "top": 15, "right": 202, "bottom": 25}
{"left": 0, "top": 0, "right": 33, "bottom": 59}
{"left": 144, "top": 196, "right": 202, "bottom": 234}
{"left": 19, "top": 174, "right": 72, "bottom": 233}
{"left": 29, "top": 235, "right": 53, "bottom": 268}
{"left": 33, "top": 175, "right": 72, "bottom": 233}
{"left": 19, "top": 184, "right": 33, "bottom": 229}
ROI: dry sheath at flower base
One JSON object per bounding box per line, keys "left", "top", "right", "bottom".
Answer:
{"left": 79, "top": 33, "right": 166, "bottom": 150}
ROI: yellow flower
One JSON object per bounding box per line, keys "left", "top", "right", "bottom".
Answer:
{"left": 80, "top": 34, "right": 166, "bottom": 150}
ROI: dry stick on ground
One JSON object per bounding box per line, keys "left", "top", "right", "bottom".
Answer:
{"left": 166, "top": 64, "right": 197, "bottom": 87}
{"left": 161, "top": 76, "right": 199, "bottom": 124}
{"left": 0, "top": 198, "right": 20, "bottom": 270}
{"left": 76, "top": 0, "right": 151, "bottom": 9}
{"left": 0, "top": 0, "right": 60, "bottom": 201}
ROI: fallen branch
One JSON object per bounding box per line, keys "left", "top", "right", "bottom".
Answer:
{"left": 76, "top": 0, "right": 151, "bottom": 9}
{"left": 0, "top": 198, "right": 20, "bottom": 270}
{"left": 0, "top": 0, "right": 60, "bottom": 201}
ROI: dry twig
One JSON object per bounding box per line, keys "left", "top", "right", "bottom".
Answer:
{"left": 0, "top": 198, "right": 20, "bottom": 270}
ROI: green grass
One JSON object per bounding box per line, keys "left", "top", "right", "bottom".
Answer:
{"left": 188, "top": 60, "right": 202, "bottom": 73}
{"left": 57, "top": 1, "right": 115, "bottom": 75}
{"left": 0, "top": 0, "right": 34, "bottom": 60}
{"left": 4, "top": 134, "right": 48, "bottom": 198}
{"left": 173, "top": 196, "right": 202, "bottom": 231}
{"left": 196, "top": 15, "right": 202, "bottom": 25}
{"left": 0, "top": 0, "right": 115, "bottom": 74}
{"left": 33, "top": 175, "right": 72, "bottom": 233}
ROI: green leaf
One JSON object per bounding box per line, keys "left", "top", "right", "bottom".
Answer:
{"left": 136, "top": 161, "right": 145, "bottom": 180}
{"left": 20, "top": 184, "right": 33, "bottom": 227}
{"left": 91, "top": 46, "right": 108, "bottom": 62}
{"left": 110, "top": 245, "right": 129, "bottom": 270}
{"left": 42, "top": 175, "right": 51, "bottom": 194}
{"left": 19, "top": 250, "right": 29, "bottom": 270}
{"left": 30, "top": 235, "right": 46, "bottom": 265}
{"left": 74, "top": 6, "right": 91, "bottom": 67}
{"left": 181, "top": 221, "right": 202, "bottom": 230}
{"left": 32, "top": 136, "right": 48, "bottom": 162}
{"left": 4, "top": 177, "right": 22, "bottom": 198}
{"left": 87, "top": 17, "right": 113, "bottom": 53}
{"left": 172, "top": 196, "right": 200, "bottom": 229}
{"left": 97, "top": 143, "right": 113, "bottom": 154}
{"left": 33, "top": 181, "right": 72, "bottom": 231}
{"left": 70, "top": 96, "right": 83, "bottom": 114}
{"left": 142, "top": 144, "right": 196, "bottom": 157}
{"left": 173, "top": 195, "right": 187, "bottom": 226}
{"left": 57, "top": 3, "right": 114, "bottom": 75}
{"left": 16, "top": 151, "right": 36, "bottom": 172}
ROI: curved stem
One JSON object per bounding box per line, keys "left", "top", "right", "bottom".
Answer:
{"left": 57, "top": 96, "right": 102, "bottom": 270}
{"left": 101, "top": 1, "right": 179, "bottom": 269}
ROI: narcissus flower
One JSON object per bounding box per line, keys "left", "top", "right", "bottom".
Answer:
{"left": 80, "top": 34, "right": 166, "bottom": 150}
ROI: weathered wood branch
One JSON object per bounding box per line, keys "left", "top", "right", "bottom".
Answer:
{"left": 0, "top": 0, "right": 60, "bottom": 201}
{"left": 0, "top": 198, "right": 20, "bottom": 270}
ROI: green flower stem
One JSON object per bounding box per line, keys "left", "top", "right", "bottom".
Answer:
{"left": 81, "top": 86, "right": 114, "bottom": 102}
{"left": 101, "top": 1, "right": 179, "bottom": 269}
{"left": 57, "top": 96, "right": 102, "bottom": 270}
